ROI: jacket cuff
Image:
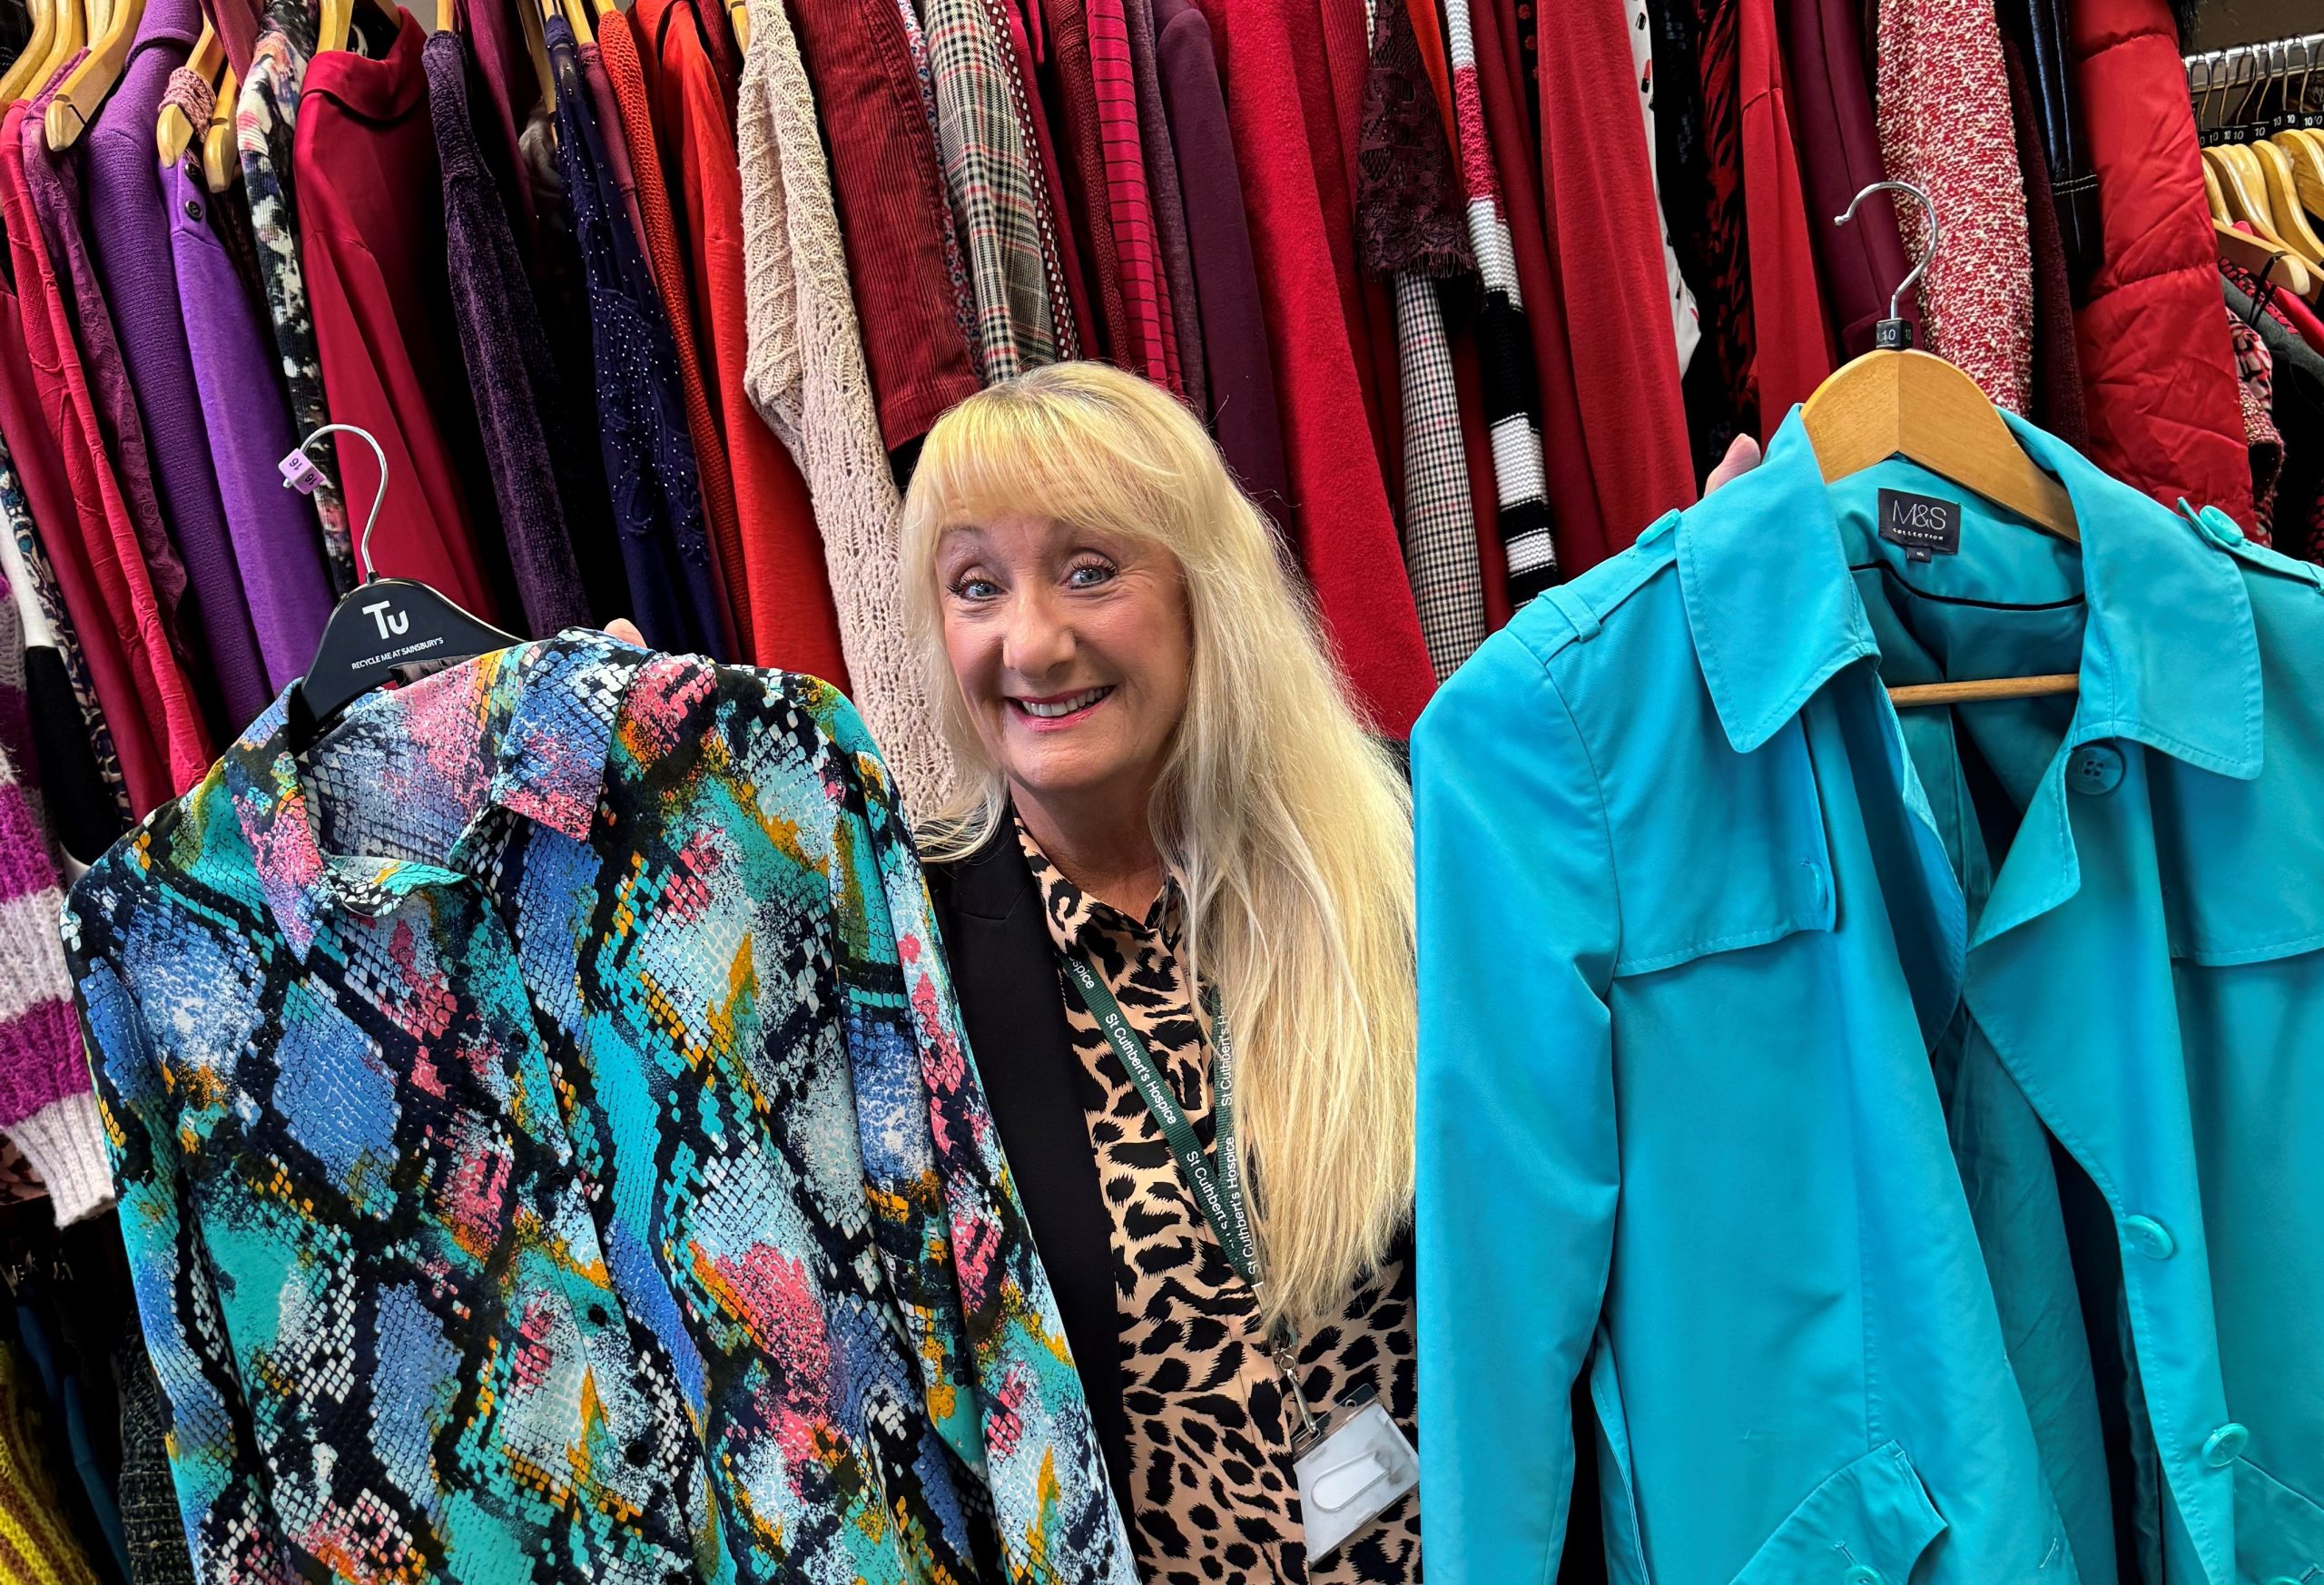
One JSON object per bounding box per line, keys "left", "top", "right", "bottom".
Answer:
{"left": 7, "top": 1088, "right": 116, "bottom": 1226}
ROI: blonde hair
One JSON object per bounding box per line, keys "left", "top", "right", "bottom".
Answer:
{"left": 901, "top": 362, "right": 1415, "bottom": 1331}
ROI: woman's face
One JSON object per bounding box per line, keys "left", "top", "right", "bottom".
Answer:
{"left": 935, "top": 510, "right": 1193, "bottom": 820}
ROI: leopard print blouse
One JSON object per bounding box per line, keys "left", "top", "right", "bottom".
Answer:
{"left": 1018, "top": 821, "right": 1423, "bottom": 1585}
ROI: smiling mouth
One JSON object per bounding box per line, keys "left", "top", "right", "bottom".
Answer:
{"left": 1011, "top": 685, "right": 1114, "bottom": 721}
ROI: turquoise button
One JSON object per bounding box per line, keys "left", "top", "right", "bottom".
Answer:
{"left": 1844, "top": 1568, "right": 1884, "bottom": 1585}
{"left": 1804, "top": 860, "right": 1830, "bottom": 911}
{"left": 2125, "top": 1215, "right": 2176, "bottom": 1260}
{"left": 2197, "top": 505, "right": 2248, "bottom": 546}
{"left": 2069, "top": 743, "right": 2124, "bottom": 796}
{"left": 2202, "top": 1423, "right": 2249, "bottom": 1468}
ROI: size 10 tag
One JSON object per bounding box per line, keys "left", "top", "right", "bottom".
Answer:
{"left": 1877, "top": 488, "right": 1961, "bottom": 561}
{"left": 1295, "top": 1398, "right": 1418, "bottom": 1560}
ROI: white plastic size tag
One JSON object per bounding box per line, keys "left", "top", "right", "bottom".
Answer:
{"left": 1295, "top": 1397, "right": 1418, "bottom": 1560}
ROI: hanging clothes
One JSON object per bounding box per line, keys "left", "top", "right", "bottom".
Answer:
{"left": 0, "top": 631, "right": 105, "bottom": 1221}
{"left": 1187, "top": 0, "right": 1433, "bottom": 734}
{"left": 1536, "top": 0, "right": 1697, "bottom": 539}
{"left": 1999, "top": 30, "right": 2088, "bottom": 450}
{"left": 1733, "top": 0, "right": 1832, "bottom": 430}
{"left": 921, "top": 0, "right": 1081, "bottom": 379}
{"left": 295, "top": 13, "right": 508, "bottom": 620}
{"left": 0, "top": 1344, "right": 104, "bottom": 1585}
{"left": 1084, "top": 0, "right": 1183, "bottom": 390}
{"left": 1874, "top": 0, "right": 2034, "bottom": 412}
{"left": 1150, "top": 0, "right": 1290, "bottom": 529}
{"left": 1355, "top": 0, "right": 1484, "bottom": 679}
{"left": 1625, "top": 0, "right": 1702, "bottom": 374}
{"left": 633, "top": 0, "right": 849, "bottom": 683}
{"left": 82, "top": 0, "right": 272, "bottom": 731}
{"left": 424, "top": 29, "right": 599, "bottom": 636}
{"left": 0, "top": 92, "right": 209, "bottom": 807}
{"left": 783, "top": 0, "right": 980, "bottom": 449}
{"left": 66, "top": 633, "right": 1141, "bottom": 1585}
{"left": 2067, "top": 0, "right": 2253, "bottom": 528}
{"left": 545, "top": 17, "right": 727, "bottom": 658}
{"left": 162, "top": 136, "right": 335, "bottom": 691}
{"left": 0, "top": 450, "right": 124, "bottom": 864}
{"left": 736, "top": 0, "right": 953, "bottom": 806}
{"left": 1775, "top": 0, "right": 1923, "bottom": 359}
{"left": 0, "top": 291, "right": 130, "bottom": 833}
{"left": 1436, "top": 0, "right": 1554, "bottom": 601}
{"left": 597, "top": 3, "right": 744, "bottom": 654}
{"left": 1124, "top": 0, "right": 1205, "bottom": 412}
{"left": 237, "top": 8, "right": 359, "bottom": 594}
{"left": 1048, "top": 0, "right": 1131, "bottom": 370}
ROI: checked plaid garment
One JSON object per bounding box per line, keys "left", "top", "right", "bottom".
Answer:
{"left": 923, "top": 0, "right": 1082, "bottom": 379}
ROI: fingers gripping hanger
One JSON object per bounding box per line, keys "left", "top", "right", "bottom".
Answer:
{"left": 1800, "top": 181, "right": 2084, "bottom": 710}
{"left": 283, "top": 424, "right": 515, "bottom": 739}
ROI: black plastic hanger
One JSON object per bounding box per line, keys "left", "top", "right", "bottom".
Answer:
{"left": 284, "top": 424, "right": 516, "bottom": 743}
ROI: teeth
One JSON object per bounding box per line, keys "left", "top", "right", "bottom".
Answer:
{"left": 1020, "top": 687, "right": 1108, "bottom": 719}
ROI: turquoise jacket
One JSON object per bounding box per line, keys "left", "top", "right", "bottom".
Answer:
{"left": 1414, "top": 411, "right": 2324, "bottom": 1585}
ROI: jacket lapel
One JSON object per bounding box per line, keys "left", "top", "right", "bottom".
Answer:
{"left": 927, "top": 825, "right": 1136, "bottom": 1517}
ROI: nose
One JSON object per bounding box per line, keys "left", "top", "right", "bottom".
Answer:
{"left": 1000, "top": 582, "right": 1075, "bottom": 681}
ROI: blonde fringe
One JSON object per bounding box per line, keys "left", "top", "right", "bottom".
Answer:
{"left": 901, "top": 363, "right": 1416, "bottom": 1331}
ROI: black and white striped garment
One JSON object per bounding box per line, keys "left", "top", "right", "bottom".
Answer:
{"left": 1443, "top": 0, "right": 1559, "bottom": 604}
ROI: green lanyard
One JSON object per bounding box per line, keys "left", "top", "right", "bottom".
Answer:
{"left": 1058, "top": 950, "right": 1259, "bottom": 1288}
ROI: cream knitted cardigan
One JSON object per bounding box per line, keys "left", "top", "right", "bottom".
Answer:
{"left": 738, "top": 7, "right": 958, "bottom": 812}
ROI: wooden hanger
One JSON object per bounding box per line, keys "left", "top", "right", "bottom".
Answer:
{"left": 0, "top": 0, "right": 58, "bottom": 103}
{"left": 562, "top": 0, "right": 595, "bottom": 51}
{"left": 2203, "top": 144, "right": 2321, "bottom": 299}
{"left": 2270, "top": 130, "right": 2324, "bottom": 222}
{"left": 2204, "top": 145, "right": 2280, "bottom": 240}
{"left": 591, "top": 0, "right": 619, "bottom": 25}
{"left": 2250, "top": 140, "right": 2324, "bottom": 264}
{"left": 155, "top": 15, "right": 217, "bottom": 165}
{"left": 725, "top": 0, "right": 747, "bottom": 50}
{"left": 201, "top": 64, "right": 236, "bottom": 191}
{"left": 1804, "top": 182, "right": 2083, "bottom": 708}
{"left": 316, "top": 0, "right": 351, "bottom": 53}
{"left": 516, "top": 0, "right": 554, "bottom": 115}
{"left": 27, "top": 0, "right": 88, "bottom": 107}
{"left": 436, "top": 0, "right": 454, "bottom": 36}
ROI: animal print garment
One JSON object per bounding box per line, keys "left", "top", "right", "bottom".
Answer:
{"left": 1019, "top": 818, "right": 1423, "bottom": 1585}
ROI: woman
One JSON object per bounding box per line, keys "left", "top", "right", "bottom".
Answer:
{"left": 901, "top": 361, "right": 1759, "bottom": 1584}
{"left": 905, "top": 361, "right": 1423, "bottom": 1585}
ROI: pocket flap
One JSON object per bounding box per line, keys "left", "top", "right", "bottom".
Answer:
{"left": 2237, "top": 1457, "right": 2324, "bottom": 1585}
{"left": 1729, "top": 1442, "right": 1947, "bottom": 1585}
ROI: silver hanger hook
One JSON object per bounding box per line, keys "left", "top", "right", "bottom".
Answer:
{"left": 1836, "top": 180, "right": 1937, "bottom": 325}
{"left": 293, "top": 424, "right": 389, "bottom": 584}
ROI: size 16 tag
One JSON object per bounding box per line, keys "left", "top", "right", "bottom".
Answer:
{"left": 1877, "top": 488, "right": 1961, "bottom": 561}
{"left": 1295, "top": 1397, "right": 1418, "bottom": 1560}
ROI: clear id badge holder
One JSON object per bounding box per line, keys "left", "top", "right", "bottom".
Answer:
{"left": 1288, "top": 1372, "right": 1418, "bottom": 1560}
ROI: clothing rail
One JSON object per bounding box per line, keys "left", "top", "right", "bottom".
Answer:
{"left": 2185, "top": 34, "right": 2322, "bottom": 136}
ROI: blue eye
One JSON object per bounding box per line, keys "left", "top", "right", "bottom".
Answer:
{"left": 1066, "top": 560, "right": 1116, "bottom": 588}
{"left": 950, "top": 576, "right": 1000, "bottom": 601}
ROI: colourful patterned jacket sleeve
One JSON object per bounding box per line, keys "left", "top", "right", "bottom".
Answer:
{"left": 803, "top": 685, "right": 1139, "bottom": 1585}
{"left": 64, "top": 847, "right": 299, "bottom": 1584}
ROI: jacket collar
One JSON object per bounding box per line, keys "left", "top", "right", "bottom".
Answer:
{"left": 216, "top": 633, "right": 647, "bottom": 960}
{"left": 1676, "top": 407, "right": 2264, "bottom": 782}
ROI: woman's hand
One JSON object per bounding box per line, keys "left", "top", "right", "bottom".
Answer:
{"left": 1705, "top": 433, "right": 1763, "bottom": 493}
{"left": 606, "top": 619, "right": 645, "bottom": 647}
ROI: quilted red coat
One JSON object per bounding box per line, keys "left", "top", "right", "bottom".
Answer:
{"left": 2069, "top": 0, "right": 2254, "bottom": 527}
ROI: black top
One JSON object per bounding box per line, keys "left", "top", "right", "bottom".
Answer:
{"left": 922, "top": 824, "right": 1138, "bottom": 1519}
